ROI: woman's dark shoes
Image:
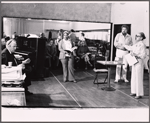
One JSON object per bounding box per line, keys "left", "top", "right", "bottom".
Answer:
{"left": 130, "top": 93, "right": 136, "bottom": 96}
{"left": 135, "top": 96, "right": 142, "bottom": 99}
{"left": 64, "top": 80, "right": 68, "bottom": 82}
{"left": 69, "top": 80, "right": 77, "bottom": 83}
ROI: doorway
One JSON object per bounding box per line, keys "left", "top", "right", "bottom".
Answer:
{"left": 112, "top": 24, "right": 131, "bottom": 60}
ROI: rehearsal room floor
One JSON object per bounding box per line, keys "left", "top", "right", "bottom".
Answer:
{"left": 25, "top": 66, "right": 149, "bottom": 108}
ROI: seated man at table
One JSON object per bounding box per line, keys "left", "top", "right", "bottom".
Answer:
{"left": 1, "top": 39, "right": 33, "bottom": 95}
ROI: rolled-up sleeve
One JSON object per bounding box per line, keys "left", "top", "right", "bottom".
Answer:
{"left": 114, "top": 34, "right": 119, "bottom": 47}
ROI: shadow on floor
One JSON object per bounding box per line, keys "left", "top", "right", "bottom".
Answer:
{"left": 26, "top": 93, "right": 84, "bottom": 107}
{"left": 26, "top": 94, "right": 52, "bottom": 106}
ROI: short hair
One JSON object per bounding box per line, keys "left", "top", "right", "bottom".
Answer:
{"left": 139, "top": 32, "right": 146, "bottom": 40}
{"left": 60, "top": 29, "right": 63, "bottom": 32}
{"left": 6, "top": 39, "right": 16, "bottom": 49}
{"left": 81, "top": 32, "right": 85, "bottom": 37}
{"left": 6, "top": 39, "right": 16, "bottom": 46}
{"left": 121, "top": 25, "right": 129, "bottom": 31}
{"left": 63, "top": 31, "right": 69, "bottom": 35}
{"left": 5, "top": 36, "right": 10, "bottom": 42}
{"left": 70, "top": 29, "right": 75, "bottom": 32}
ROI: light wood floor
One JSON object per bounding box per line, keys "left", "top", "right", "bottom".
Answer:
{"left": 26, "top": 67, "right": 149, "bottom": 108}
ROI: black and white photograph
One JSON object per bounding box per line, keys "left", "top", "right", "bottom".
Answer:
{"left": 1, "top": 1, "right": 149, "bottom": 122}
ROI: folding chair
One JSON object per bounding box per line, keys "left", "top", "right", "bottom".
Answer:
{"left": 93, "top": 55, "right": 108, "bottom": 86}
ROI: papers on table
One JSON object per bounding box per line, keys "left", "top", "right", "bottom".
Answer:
{"left": 1, "top": 66, "right": 26, "bottom": 81}
{"left": 125, "top": 53, "right": 139, "bottom": 66}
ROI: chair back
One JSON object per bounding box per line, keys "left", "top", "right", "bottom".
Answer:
{"left": 94, "top": 55, "right": 106, "bottom": 69}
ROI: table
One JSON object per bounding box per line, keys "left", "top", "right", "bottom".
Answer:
{"left": 1, "top": 66, "right": 26, "bottom": 106}
{"left": 2, "top": 87, "right": 26, "bottom": 106}
{"left": 97, "top": 61, "right": 124, "bottom": 91}
{"left": 1, "top": 66, "right": 26, "bottom": 82}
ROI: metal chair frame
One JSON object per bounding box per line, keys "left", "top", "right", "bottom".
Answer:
{"left": 93, "top": 55, "right": 108, "bottom": 87}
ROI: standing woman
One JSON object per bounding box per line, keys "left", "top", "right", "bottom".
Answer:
{"left": 59, "top": 31, "right": 77, "bottom": 83}
{"left": 124, "top": 32, "right": 147, "bottom": 99}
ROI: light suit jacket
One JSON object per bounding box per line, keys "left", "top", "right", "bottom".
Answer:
{"left": 58, "top": 39, "right": 75, "bottom": 60}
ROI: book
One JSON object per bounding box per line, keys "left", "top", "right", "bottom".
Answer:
{"left": 125, "top": 53, "right": 139, "bottom": 66}
{"left": 65, "top": 46, "right": 77, "bottom": 52}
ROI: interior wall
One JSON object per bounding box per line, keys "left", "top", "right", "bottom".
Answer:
{"left": 1, "top": 3, "right": 111, "bottom": 22}
{"left": 3, "top": 17, "right": 111, "bottom": 39}
{"left": 111, "top": 2, "right": 149, "bottom": 69}
{"left": 111, "top": 2, "right": 149, "bottom": 46}
{"left": 44, "top": 20, "right": 70, "bottom": 38}
{"left": 24, "top": 20, "right": 43, "bottom": 35}
{"left": 3, "top": 18, "right": 22, "bottom": 37}
{"left": 69, "top": 22, "right": 111, "bottom": 30}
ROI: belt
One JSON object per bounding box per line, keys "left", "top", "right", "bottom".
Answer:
{"left": 117, "top": 48, "right": 127, "bottom": 51}
{"left": 135, "top": 56, "right": 141, "bottom": 59}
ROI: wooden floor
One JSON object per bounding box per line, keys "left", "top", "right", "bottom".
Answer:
{"left": 25, "top": 66, "right": 149, "bottom": 108}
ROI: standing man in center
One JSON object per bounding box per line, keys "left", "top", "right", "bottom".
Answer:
{"left": 114, "top": 25, "right": 133, "bottom": 83}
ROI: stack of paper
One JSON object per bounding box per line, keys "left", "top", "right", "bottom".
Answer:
{"left": 125, "top": 53, "right": 138, "bottom": 66}
{"left": 2, "top": 66, "right": 26, "bottom": 81}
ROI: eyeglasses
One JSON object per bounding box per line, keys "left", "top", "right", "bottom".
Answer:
{"left": 7, "top": 39, "right": 16, "bottom": 46}
{"left": 7, "top": 39, "right": 13, "bottom": 45}
{"left": 135, "top": 35, "right": 141, "bottom": 37}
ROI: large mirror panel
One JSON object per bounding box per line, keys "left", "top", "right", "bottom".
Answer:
{"left": 3, "top": 17, "right": 111, "bottom": 41}
{"left": 2, "top": 17, "right": 112, "bottom": 107}
{"left": 2, "top": 17, "right": 112, "bottom": 58}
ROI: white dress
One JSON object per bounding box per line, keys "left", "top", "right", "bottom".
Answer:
{"left": 125, "top": 41, "right": 147, "bottom": 96}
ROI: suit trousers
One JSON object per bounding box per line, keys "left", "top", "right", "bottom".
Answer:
{"left": 115, "top": 49, "right": 129, "bottom": 81}
{"left": 60, "top": 57, "right": 75, "bottom": 82}
{"left": 131, "top": 59, "right": 144, "bottom": 96}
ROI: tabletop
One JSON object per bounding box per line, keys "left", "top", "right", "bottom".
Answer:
{"left": 97, "top": 61, "right": 124, "bottom": 66}
{"left": 1, "top": 66, "right": 26, "bottom": 81}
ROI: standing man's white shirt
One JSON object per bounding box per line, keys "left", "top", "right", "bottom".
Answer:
{"left": 114, "top": 33, "right": 132, "bottom": 57}
{"left": 114, "top": 31, "right": 133, "bottom": 82}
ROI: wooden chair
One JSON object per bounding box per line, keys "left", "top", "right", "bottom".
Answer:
{"left": 93, "top": 55, "right": 108, "bottom": 86}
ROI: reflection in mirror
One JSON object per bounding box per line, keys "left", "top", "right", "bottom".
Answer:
{"left": 2, "top": 17, "right": 112, "bottom": 107}
{"left": 3, "top": 17, "right": 111, "bottom": 39}
{"left": 3, "top": 17, "right": 112, "bottom": 57}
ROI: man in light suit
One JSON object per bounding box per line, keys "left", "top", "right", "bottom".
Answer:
{"left": 114, "top": 25, "right": 133, "bottom": 83}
